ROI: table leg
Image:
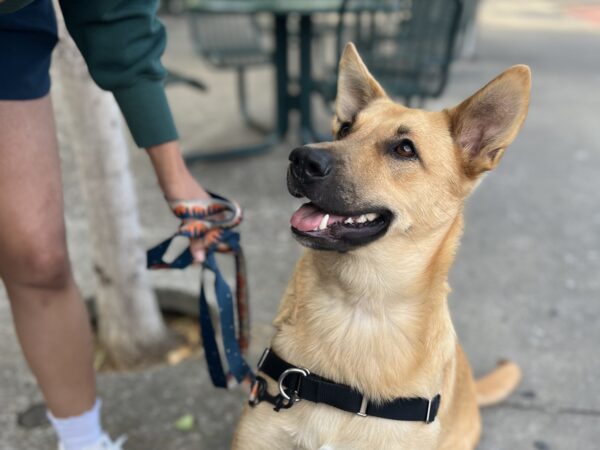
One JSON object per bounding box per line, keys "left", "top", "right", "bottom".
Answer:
{"left": 275, "top": 13, "right": 290, "bottom": 138}
{"left": 299, "top": 14, "right": 315, "bottom": 145}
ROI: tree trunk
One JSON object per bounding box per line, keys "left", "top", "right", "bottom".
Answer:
{"left": 51, "top": 4, "right": 174, "bottom": 369}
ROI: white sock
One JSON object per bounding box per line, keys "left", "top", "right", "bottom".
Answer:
{"left": 47, "top": 398, "right": 104, "bottom": 450}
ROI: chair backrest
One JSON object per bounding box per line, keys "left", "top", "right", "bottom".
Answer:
{"left": 337, "top": 0, "right": 463, "bottom": 102}
{"left": 188, "top": 13, "right": 265, "bottom": 67}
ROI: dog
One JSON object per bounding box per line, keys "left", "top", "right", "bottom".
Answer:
{"left": 233, "top": 43, "right": 530, "bottom": 450}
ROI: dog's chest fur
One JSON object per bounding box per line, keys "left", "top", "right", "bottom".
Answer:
{"left": 264, "top": 247, "right": 457, "bottom": 448}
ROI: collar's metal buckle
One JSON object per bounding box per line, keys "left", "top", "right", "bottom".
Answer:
{"left": 425, "top": 398, "right": 433, "bottom": 424}
{"left": 278, "top": 367, "right": 310, "bottom": 403}
{"left": 357, "top": 396, "right": 368, "bottom": 417}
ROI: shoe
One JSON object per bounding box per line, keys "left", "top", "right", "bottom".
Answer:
{"left": 58, "top": 434, "right": 127, "bottom": 450}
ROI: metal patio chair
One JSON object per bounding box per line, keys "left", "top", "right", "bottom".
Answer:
{"left": 187, "top": 12, "right": 273, "bottom": 133}
{"left": 317, "top": 0, "right": 463, "bottom": 107}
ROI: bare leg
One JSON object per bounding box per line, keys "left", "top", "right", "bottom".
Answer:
{"left": 0, "top": 96, "right": 96, "bottom": 417}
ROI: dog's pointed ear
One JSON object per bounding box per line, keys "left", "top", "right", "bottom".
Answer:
{"left": 335, "top": 43, "right": 387, "bottom": 122}
{"left": 448, "top": 65, "right": 531, "bottom": 177}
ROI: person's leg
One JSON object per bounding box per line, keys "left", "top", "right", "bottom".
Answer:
{"left": 0, "top": 95, "right": 96, "bottom": 417}
{"left": 1, "top": 2, "right": 124, "bottom": 449}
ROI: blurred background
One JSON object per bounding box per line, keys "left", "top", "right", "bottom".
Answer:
{"left": 1, "top": 0, "right": 599, "bottom": 448}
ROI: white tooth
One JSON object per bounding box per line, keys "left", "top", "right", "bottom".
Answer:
{"left": 319, "top": 214, "right": 330, "bottom": 230}
{"left": 344, "top": 217, "right": 354, "bottom": 224}
{"left": 357, "top": 215, "right": 367, "bottom": 223}
{"left": 365, "top": 213, "right": 378, "bottom": 221}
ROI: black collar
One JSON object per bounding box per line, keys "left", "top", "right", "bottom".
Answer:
{"left": 249, "top": 348, "right": 441, "bottom": 424}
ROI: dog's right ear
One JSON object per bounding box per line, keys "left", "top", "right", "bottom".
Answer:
{"left": 335, "top": 43, "right": 387, "bottom": 123}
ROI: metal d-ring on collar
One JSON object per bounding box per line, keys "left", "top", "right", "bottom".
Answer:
{"left": 278, "top": 367, "right": 311, "bottom": 402}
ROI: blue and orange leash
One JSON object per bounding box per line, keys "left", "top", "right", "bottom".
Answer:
{"left": 147, "top": 193, "right": 254, "bottom": 388}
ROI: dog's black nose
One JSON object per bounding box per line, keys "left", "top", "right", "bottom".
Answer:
{"left": 289, "top": 146, "right": 333, "bottom": 182}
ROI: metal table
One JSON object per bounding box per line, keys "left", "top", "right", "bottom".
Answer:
{"left": 184, "top": 0, "right": 347, "bottom": 162}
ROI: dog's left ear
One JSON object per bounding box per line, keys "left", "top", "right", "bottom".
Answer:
{"left": 335, "top": 43, "right": 387, "bottom": 122}
{"left": 448, "top": 65, "right": 531, "bottom": 177}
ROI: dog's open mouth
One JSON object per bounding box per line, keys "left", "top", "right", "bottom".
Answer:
{"left": 290, "top": 202, "right": 392, "bottom": 251}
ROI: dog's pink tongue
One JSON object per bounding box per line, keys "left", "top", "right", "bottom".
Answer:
{"left": 291, "top": 203, "right": 324, "bottom": 232}
{"left": 291, "top": 203, "right": 346, "bottom": 231}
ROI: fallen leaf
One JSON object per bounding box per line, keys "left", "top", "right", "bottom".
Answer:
{"left": 174, "top": 414, "right": 195, "bottom": 432}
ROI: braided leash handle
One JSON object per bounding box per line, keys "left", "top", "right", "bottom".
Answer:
{"left": 170, "top": 196, "right": 243, "bottom": 240}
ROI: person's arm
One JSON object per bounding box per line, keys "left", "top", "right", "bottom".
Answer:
{"left": 147, "top": 141, "right": 210, "bottom": 262}
{"left": 59, "top": 0, "right": 175, "bottom": 149}
{"left": 59, "top": 0, "right": 209, "bottom": 261}
{"left": 146, "top": 141, "right": 209, "bottom": 202}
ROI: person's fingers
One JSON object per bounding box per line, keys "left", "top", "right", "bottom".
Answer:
{"left": 190, "top": 238, "right": 206, "bottom": 263}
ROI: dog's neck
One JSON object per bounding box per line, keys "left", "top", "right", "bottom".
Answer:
{"left": 301, "top": 211, "right": 463, "bottom": 316}
{"left": 273, "top": 213, "right": 464, "bottom": 401}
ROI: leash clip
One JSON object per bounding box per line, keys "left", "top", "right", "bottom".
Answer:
{"left": 248, "top": 376, "right": 267, "bottom": 407}
{"left": 247, "top": 374, "right": 303, "bottom": 412}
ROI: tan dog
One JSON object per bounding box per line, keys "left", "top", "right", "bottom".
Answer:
{"left": 233, "top": 43, "right": 530, "bottom": 450}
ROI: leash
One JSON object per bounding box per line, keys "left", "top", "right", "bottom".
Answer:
{"left": 249, "top": 348, "right": 441, "bottom": 423}
{"left": 147, "top": 193, "right": 254, "bottom": 388}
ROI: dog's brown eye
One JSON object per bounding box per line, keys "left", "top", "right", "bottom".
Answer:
{"left": 393, "top": 139, "right": 417, "bottom": 159}
{"left": 338, "top": 122, "right": 351, "bottom": 139}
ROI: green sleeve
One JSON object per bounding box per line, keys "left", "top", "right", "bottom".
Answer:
{"left": 59, "top": 0, "right": 178, "bottom": 148}
{"left": 0, "top": 0, "right": 34, "bottom": 14}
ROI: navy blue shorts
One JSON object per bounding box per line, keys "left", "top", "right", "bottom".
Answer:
{"left": 0, "top": 0, "right": 58, "bottom": 100}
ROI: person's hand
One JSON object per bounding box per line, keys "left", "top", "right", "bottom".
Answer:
{"left": 165, "top": 175, "right": 212, "bottom": 263}
{"left": 146, "top": 141, "right": 211, "bottom": 263}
